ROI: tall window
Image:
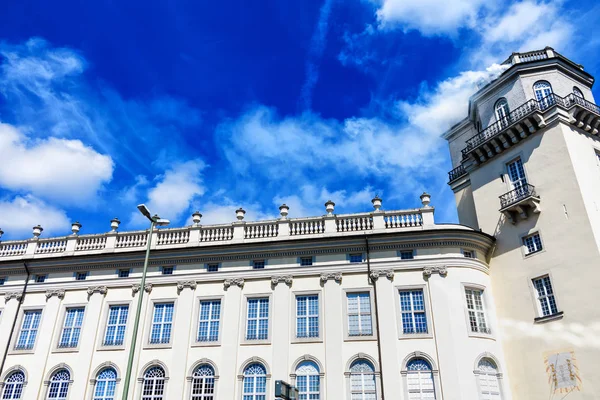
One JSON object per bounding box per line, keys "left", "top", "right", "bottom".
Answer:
{"left": 296, "top": 295, "right": 319, "bottom": 338}
{"left": 104, "top": 305, "right": 128, "bottom": 346}
{"left": 533, "top": 81, "right": 553, "bottom": 108}
{"left": 494, "top": 98, "right": 510, "bottom": 125}
{"left": 16, "top": 310, "right": 42, "bottom": 350}
{"left": 465, "top": 288, "right": 490, "bottom": 334}
{"left": 150, "top": 303, "right": 174, "bottom": 344}
{"left": 406, "top": 359, "right": 436, "bottom": 400}
{"left": 47, "top": 369, "right": 70, "bottom": 400}
{"left": 142, "top": 367, "right": 165, "bottom": 400}
{"left": 347, "top": 292, "right": 373, "bottom": 336}
{"left": 296, "top": 361, "right": 320, "bottom": 400}
{"left": 400, "top": 290, "right": 428, "bottom": 334}
{"left": 242, "top": 363, "right": 267, "bottom": 400}
{"left": 59, "top": 307, "right": 85, "bottom": 348}
{"left": 1, "top": 370, "right": 25, "bottom": 399}
{"left": 573, "top": 86, "right": 584, "bottom": 99}
{"left": 349, "top": 360, "right": 376, "bottom": 400}
{"left": 197, "top": 300, "right": 221, "bottom": 342}
{"left": 191, "top": 364, "right": 215, "bottom": 400}
{"left": 93, "top": 368, "right": 117, "bottom": 400}
{"left": 506, "top": 158, "right": 527, "bottom": 192}
{"left": 477, "top": 358, "right": 502, "bottom": 400}
{"left": 246, "top": 298, "right": 269, "bottom": 340}
{"left": 533, "top": 276, "right": 558, "bottom": 317}
{"left": 523, "top": 233, "right": 543, "bottom": 255}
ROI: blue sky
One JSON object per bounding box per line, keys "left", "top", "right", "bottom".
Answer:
{"left": 1, "top": 0, "right": 599, "bottom": 239}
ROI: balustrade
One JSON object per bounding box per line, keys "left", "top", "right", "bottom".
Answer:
{"left": 76, "top": 235, "right": 107, "bottom": 251}
{"left": 35, "top": 239, "right": 67, "bottom": 254}
{"left": 157, "top": 229, "right": 190, "bottom": 246}
{"left": 290, "top": 218, "right": 325, "bottom": 235}
{"left": 200, "top": 225, "right": 234, "bottom": 242}
{"left": 115, "top": 232, "right": 148, "bottom": 248}
{"left": 384, "top": 212, "right": 423, "bottom": 228}
{"left": 245, "top": 222, "right": 278, "bottom": 239}
{"left": 0, "top": 241, "right": 28, "bottom": 257}
{"left": 335, "top": 215, "right": 373, "bottom": 232}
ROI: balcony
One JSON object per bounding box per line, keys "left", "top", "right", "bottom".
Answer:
{"left": 499, "top": 184, "right": 541, "bottom": 224}
{"left": 448, "top": 164, "right": 467, "bottom": 183}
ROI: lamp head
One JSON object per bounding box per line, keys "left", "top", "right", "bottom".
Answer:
{"left": 154, "top": 218, "right": 170, "bottom": 227}
{"left": 137, "top": 204, "right": 152, "bottom": 220}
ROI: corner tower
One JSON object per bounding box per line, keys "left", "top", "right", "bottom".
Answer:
{"left": 444, "top": 48, "right": 600, "bottom": 400}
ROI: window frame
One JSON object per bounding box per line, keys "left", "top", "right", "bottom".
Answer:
{"left": 394, "top": 285, "right": 433, "bottom": 339}
{"left": 160, "top": 266, "right": 175, "bottom": 276}
{"left": 205, "top": 263, "right": 220, "bottom": 272}
{"left": 504, "top": 155, "right": 529, "bottom": 192}
{"left": 401, "top": 353, "right": 441, "bottom": 400}
{"left": 34, "top": 275, "right": 47, "bottom": 283}
{"left": 474, "top": 355, "right": 504, "bottom": 400}
{"left": 521, "top": 231, "right": 544, "bottom": 257}
{"left": 494, "top": 98, "right": 510, "bottom": 124}
{"left": 292, "top": 290, "right": 323, "bottom": 343}
{"left": 44, "top": 367, "right": 72, "bottom": 400}
{"left": 348, "top": 253, "right": 363, "bottom": 263}
{"left": 299, "top": 256, "right": 314, "bottom": 267}
{"left": 344, "top": 357, "right": 381, "bottom": 400}
{"left": 342, "top": 288, "right": 377, "bottom": 341}
{"left": 74, "top": 272, "right": 88, "bottom": 281}
{"left": 1, "top": 368, "right": 27, "bottom": 400}
{"left": 572, "top": 86, "right": 584, "bottom": 99}
{"left": 139, "top": 364, "right": 167, "bottom": 400}
{"left": 533, "top": 80, "right": 553, "bottom": 104}
{"left": 398, "top": 250, "right": 415, "bottom": 260}
{"left": 143, "top": 299, "right": 177, "bottom": 349}
{"left": 241, "top": 294, "right": 273, "bottom": 345}
{"left": 529, "top": 273, "right": 562, "bottom": 322}
{"left": 0, "top": 276, "right": 7, "bottom": 285}
{"left": 238, "top": 361, "right": 270, "bottom": 400}
{"left": 191, "top": 296, "right": 224, "bottom": 347}
{"left": 294, "top": 361, "right": 321, "bottom": 400}
{"left": 188, "top": 362, "right": 217, "bottom": 400}
{"left": 92, "top": 367, "right": 118, "bottom": 400}
{"left": 462, "top": 249, "right": 476, "bottom": 259}
{"left": 54, "top": 305, "right": 87, "bottom": 352}
{"left": 96, "top": 301, "right": 131, "bottom": 351}
{"left": 10, "top": 307, "right": 44, "bottom": 354}
{"left": 461, "top": 283, "right": 493, "bottom": 338}
{"left": 251, "top": 260, "right": 266, "bottom": 270}
{"left": 117, "top": 269, "right": 130, "bottom": 278}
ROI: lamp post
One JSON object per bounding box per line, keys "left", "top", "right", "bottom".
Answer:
{"left": 121, "top": 205, "right": 170, "bottom": 400}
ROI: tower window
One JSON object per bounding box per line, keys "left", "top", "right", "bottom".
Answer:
{"left": 463, "top": 250, "right": 475, "bottom": 259}
{"left": 523, "top": 233, "right": 543, "bottom": 255}
{"left": 573, "top": 86, "right": 584, "bottom": 99}
{"left": 533, "top": 81, "right": 553, "bottom": 108}
{"left": 494, "top": 98, "right": 510, "bottom": 125}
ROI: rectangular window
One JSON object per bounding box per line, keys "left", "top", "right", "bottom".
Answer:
{"left": 349, "top": 254, "right": 363, "bottom": 263}
{"left": 399, "top": 290, "right": 427, "bottom": 334}
{"left": 197, "top": 300, "right": 221, "bottom": 342}
{"left": 207, "top": 263, "right": 219, "bottom": 272}
{"left": 246, "top": 298, "right": 269, "bottom": 340}
{"left": 296, "top": 295, "right": 319, "bottom": 338}
{"left": 463, "top": 250, "right": 475, "bottom": 258}
{"left": 465, "top": 288, "right": 490, "bottom": 334}
{"left": 533, "top": 276, "right": 558, "bottom": 317}
{"left": 58, "top": 307, "right": 85, "bottom": 348}
{"left": 523, "top": 233, "right": 543, "bottom": 255}
{"left": 104, "top": 305, "right": 129, "bottom": 346}
{"left": 400, "top": 250, "right": 414, "bottom": 260}
{"left": 35, "top": 275, "right": 46, "bottom": 283}
{"left": 0, "top": 277, "right": 5, "bottom": 285}
{"left": 118, "top": 269, "right": 130, "bottom": 278}
{"left": 161, "top": 266, "right": 174, "bottom": 275}
{"left": 15, "top": 310, "right": 42, "bottom": 350}
{"left": 150, "top": 303, "right": 174, "bottom": 344}
{"left": 75, "top": 272, "right": 87, "bottom": 281}
{"left": 252, "top": 260, "right": 265, "bottom": 270}
{"left": 506, "top": 158, "right": 527, "bottom": 190}
{"left": 300, "top": 257, "right": 313, "bottom": 266}
{"left": 347, "top": 292, "right": 373, "bottom": 336}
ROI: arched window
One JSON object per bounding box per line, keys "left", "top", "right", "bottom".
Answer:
{"left": 47, "top": 369, "right": 70, "bottom": 400}
{"left": 296, "top": 361, "right": 320, "bottom": 400}
{"left": 349, "top": 360, "right": 376, "bottom": 399}
{"left": 533, "top": 81, "right": 553, "bottom": 109}
{"left": 191, "top": 364, "right": 215, "bottom": 400}
{"left": 494, "top": 98, "right": 510, "bottom": 125}
{"left": 142, "top": 367, "right": 165, "bottom": 400}
{"left": 93, "top": 368, "right": 117, "bottom": 400}
{"left": 573, "top": 87, "right": 584, "bottom": 99}
{"left": 242, "top": 363, "right": 266, "bottom": 400}
{"left": 476, "top": 358, "right": 501, "bottom": 399}
{"left": 2, "top": 370, "right": 25, "bottom": 399}
{"left": 407, "top": 358, "right": 436, "bottom": 399}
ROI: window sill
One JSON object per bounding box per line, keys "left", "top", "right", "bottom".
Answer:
{"left": 97, "top": 344, "right": 126, "bottom": 351}
{"left": 467, "top": 332, "right": 495, "bottom": 340}
{"left": 143, "top": 342, "right": 173, "bottom": 349}
{"left": 534, "top": 311, "right": 564, "bottom": 324}
{"left": 9, "top": 348, "right": 35, "bottom": 355}
{"left": 241, "top": 339, "right": 271, "bottom": 346}
{"left": 291, "top": 337, "right": 323, "bottom": 344}
{"left": 344, "top": 335, "right": 377, "bottom": 342}
{"left": 53, "top": 346, "right": 80, "bottom": 353}
{"left": 397, "top": 333, "right": 433, "bottom": 340}
{"left": 191, "top": 340, "right": 221, "bottom": 348}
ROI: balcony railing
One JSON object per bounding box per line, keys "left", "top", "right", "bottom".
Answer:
{"left": 448, "top": 164, "right": 467, "bottom": 182}
{"left": 500, "top": 184, "right": 537, "bottom": 209}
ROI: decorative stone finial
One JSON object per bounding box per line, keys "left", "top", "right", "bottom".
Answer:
{"left": 325, "top": 200, "right": 335, "bottom": 216}
{"left": 71, "top": 221, "right": 82, "bottom": 235}
{"left": 371, "top": 196, "right": 382, "bottom": 212}
{"left": 110, "top": 218, "right": 121, "bottom": 232}
{"left": 420, "top": 192, "right": 431, "bottom": 208}
{"left": 32, "top": 225, "right": 43, "bottom": 238}
{"left": 236, "top": 208, "right": 246, "bottom": 221}
{"left": 279, "top": 204, "right": 289, "bottom": 219}
{"left": 192, "top": 211, "right": 202, "bottom": 226}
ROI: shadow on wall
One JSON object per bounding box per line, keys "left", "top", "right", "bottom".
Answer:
{"left": 500, "top": 318, "right": 600, "bottom": 349}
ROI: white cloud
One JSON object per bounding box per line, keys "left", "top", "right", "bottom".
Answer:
{"left": 0, "top": 195, "right": 70, "bottom": 238}
{"left": 0, "top": 123, "right": 113, "bottom": 204}
{"left": 197, "top": 199, "right": 276, "bottom": 225}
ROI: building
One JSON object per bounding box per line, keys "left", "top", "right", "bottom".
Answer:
{"left": 0, "top": 47, "right": 597, "bottom": 400}
{"left": 445, "top": 47, "right": 600, "bottom": 399}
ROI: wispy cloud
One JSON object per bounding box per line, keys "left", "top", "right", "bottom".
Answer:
{"left": 0, "top": 195, "right": 70, "bottom": 237}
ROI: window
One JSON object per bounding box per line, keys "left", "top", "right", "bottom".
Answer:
{"left": 477, "top": 358, "right": 502, "bottom": 400}
{"left": 523, "top": 233, "right": 543, "bottom": 255}
{"left": 465, "top": 288, "right": 490, "bottom": 334}
{"left": 59, "top": 307, "right": 85, "bottom": 348}
{"left": 197, "top": 300, "right": 221, "bottom": 342}
{"left": 347, "top": 292, "right": 373, "bottom": 336}
{"left": 463, "top": 250, "right": 475, "bottom": 259}
{"left": 349, "top": 360, "right": 376, "bottom": 399}
{"left": 296, "top": 295, "right": 319, "bottom": 338}
{"left": 242, "top": 363, "right": 267, "bottom": 400}
{"left": 573, "top": 86, "right": 584, "bottom": 99}
{"left": 15, "top": 310, "right": 42, "bottom": 350}
{"left": 75, "top": 272, "right": 87, "bottom": 281}
{"left": 142, "top": 366, "right": 165, "bottom": 400}
{"left": 399, "top": 290, "right": 427, "bottom": 334}
{"left": 494, "top": 98, "right": 510, "bottom": 125}
{"left": 400, "top": 250, "right": 414, "bottom": 260}
{"left": 35, "top": 275, "right": 47, "bottom": 283}
{"left": 118, "top": 269, "right": 130, "bottom": 278}
{"left": 207, "top": 264, "right": 219, "bottom": 272}
{"left": 47, "top": 369, "right": 70, "bottom": 400}
{"left": 2, "top": 370, "right": 25, "bottom": 399}
{"left": 349, "top": 254, "right": 363, "bottom": 263}
{"left": 533, "top": 276, "right": 558, "bottom": 317}
{"left": 300, "top": 257, "right": 313, "bottom": 266}
{"left": 246, "top": 298, "right": 269, "bottom": 340}
{"left": 191, "top": 364, "right": 215, "bottom": 400}
{"left": 252, "top": 260, "right": 265, "bottom": 270}
{"left": 406, "top": 359, "right": 436, "bottom": 400}
{"left": 161, "top": 266, "right": 174, "bottom": 275}
{"left": 104, "top": 305, "right": 128, "bottom": 346}
{"left": 533, "top": 81, "right": 553, "bottom": 108}
{"left": 296, "top": 361, "right": 320, "bottom": 400}
{"left": 506, "top": 158, "right": 527, "bottom": 192}
{"left": 150, "top": 303, "right": 174, "bottom": 344}
{"left": 0, "top": 277, "right": 6, "bottom": 285}
{"left": 93, "top": 368, "right": 117, "bottom": 400}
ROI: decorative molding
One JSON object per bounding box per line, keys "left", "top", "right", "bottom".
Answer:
{"left": 132, "top": 283, "right": 153, "bottom": 296}
{"left": 86, "top": 286, "right": 108, "bottom": 296}
{"left": 320, "top": 272, "right": 342, "bottom": 284}
{"left": 177, "top": 280, "right": 197, "bottom": 293}
{"left": 224, "top": 278, "right": 244, "bottom": 289}
{"left": 4, "top": 292, "right": 23, "bottom": 302}
{"left": 271, "top": 275, "right": 293, "bottom": 287}
{"left": 45, "top": 289, "right": 65, "bottom": 300}
{"left": 369, "top": 269, "right": 394, "bottom": 281}
{"left": 423, "top": 266, "right": 448, "bottom": 277}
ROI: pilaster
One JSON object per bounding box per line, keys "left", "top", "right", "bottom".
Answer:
{"left": 271, "top": 275, "right": 292, "bottom": 385}
{"left": 219, "top": 279, "right": 244, "bottom": 399}
{"left": 322, "top": 272, "right": 344, "bottom": 396}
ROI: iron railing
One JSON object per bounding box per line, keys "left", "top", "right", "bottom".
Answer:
{"left": 448, "top": 164, "right": 467, "bottom": 182}
{"left": 499, "top": 184, "right": 537, "bottom": 209}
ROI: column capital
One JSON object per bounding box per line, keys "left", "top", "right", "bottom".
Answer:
{"left": 87, "top": 286, "right": 108, "bottom": 296}
{"left": 45, "top": 289, "right": 65, "bottom": 300}
{"left": 369, "top": 269, "right": 394, "bottom": 281}
{"left": 423, "top": 266, "right": 448, "bottom": 277}
{"left": 132, "top": 283, "right": 153, "bottom": 296}
{"left": 4, "top": 291, "right": 23, "bottom": 302}
{"left": 320, "top": 272, "right": 342, "bottom": 284}
{"left": 177, "top": 280, "right": 197, "bottom": 293}
{"left": 224, "top": 278, "right": 244, "bottom": 290}
{"left": 271, "top": 275, "right": 293, "bottom": 287}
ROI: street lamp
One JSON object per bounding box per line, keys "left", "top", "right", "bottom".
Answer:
{"left": 121, "top": 205, "right": 169, "bottom": 400}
